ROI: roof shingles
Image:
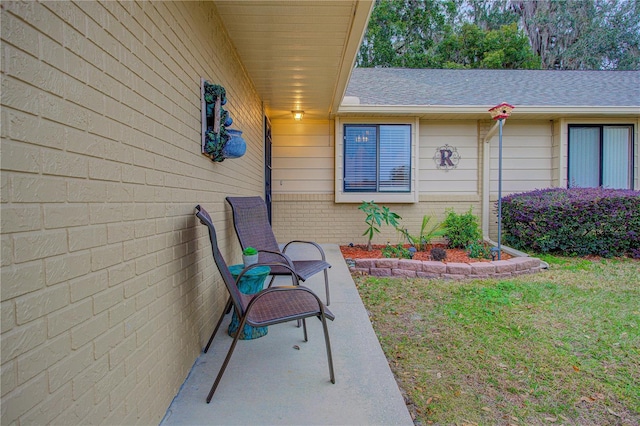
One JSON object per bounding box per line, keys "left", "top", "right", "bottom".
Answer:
{"left": 345, "top": 68, "right": 640, "bottom": 107}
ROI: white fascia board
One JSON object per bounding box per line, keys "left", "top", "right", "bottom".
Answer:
{"left": 337, "top": 104, "right": 640, "bottom": 116}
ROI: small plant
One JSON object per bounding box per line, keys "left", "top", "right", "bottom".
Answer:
{"left": 382, "top": 244, "right": 412, "bottom": 259}
{"left": 358, "top": 201, "right": 402, "bottom": 251}
{"left": 467, "top": 240, "right": 492, "bottom": 259}
{"left": 442, "top": 207, "right": 482, "bottom": 249}
{"left": 242, "top": 246, "right": 259, "bottom": 267}
{"left": 397, "top": 215, "right": 446, "bottom": 251}
{"left": 430, "top": 247, "right": 447, "bottom": 261}
{"left": 242, "top": 247, "right": 258, "bottom": 256}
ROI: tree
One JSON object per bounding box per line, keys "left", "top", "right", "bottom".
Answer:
{"left": 358, "top": 0, "right": 538, "bottom": 69}
{"left": 509, "top": 0, "right": 640, "bottom": 70}
{"left": 435, "top": 22, "right": 541, "bottom": 68}
{"left": 357, "top": 0, "right": 457, "bottom": 67}
{"left": 358, "top": 0, "right": 640, "bottom": 70}
{"left": 465, "top": 0, "right": 520, "bottom": 30}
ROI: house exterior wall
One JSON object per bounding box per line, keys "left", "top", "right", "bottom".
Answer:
{"left": 421, "top": 120, "right": 479, "bottom": 195}
{"left": 271, "top": 116, "right": 637, "bottom": 245}
{"left": 271, "top": 119, "right": 335, "bottom": 194}
{"left": 486, "top": 120, "right": 554, "bottom": 238}
{"left": 1, "top": 1, "right": 264, "bottom": 424}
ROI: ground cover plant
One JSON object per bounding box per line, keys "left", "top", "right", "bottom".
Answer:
{"left": 355, "top": 256, "right": 639, "bottom": 425}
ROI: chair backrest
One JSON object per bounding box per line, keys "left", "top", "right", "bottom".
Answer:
{"left": 226, "top": 196, "right": 281, "bottom": 256}
{"left": 195, "top": 205, "right": 245, "bottom": 316}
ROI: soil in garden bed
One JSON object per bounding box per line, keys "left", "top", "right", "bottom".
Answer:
{"left": 339, "top": 244, "right": 512, "bottom": 263}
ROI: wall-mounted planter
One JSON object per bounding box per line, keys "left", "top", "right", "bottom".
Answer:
{"left": 222, "top": 129, "right": 246, "bottom": 159}
{"left": 200, "top": 78, "right": 246, "bottom": 162}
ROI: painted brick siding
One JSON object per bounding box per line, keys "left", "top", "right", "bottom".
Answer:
{"left": 1, "top": 1, "right": 264, "bottom": 424}
{"left": 271, "top": 193, "right": 481, "bottom": 244}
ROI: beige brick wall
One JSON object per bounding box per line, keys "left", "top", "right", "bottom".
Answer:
{"left": 271, "top": 193, "right": 481, "bottom": 245}
{"left": 1, "top": 1, "right": 264, "bottom": 424}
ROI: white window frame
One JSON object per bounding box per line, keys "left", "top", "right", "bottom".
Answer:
{"left": 335, "top": 117, "right": 419, "bottom": 203}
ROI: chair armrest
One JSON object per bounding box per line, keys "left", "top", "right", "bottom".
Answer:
{"left": 235, "top": 262, "right": 300, "bottom": 287}
{"left": 281, "top": 240, "right": 327, "bottom": 261}
{"left": 257, "top": 249, "right": 296, "bottom": 268}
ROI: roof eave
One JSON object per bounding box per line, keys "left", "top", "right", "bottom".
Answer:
{"left": 329, "top": 1, "right": 375, "bottom": 117}
{"left": 337, "top": 105, "right": 640, "bottom": 119}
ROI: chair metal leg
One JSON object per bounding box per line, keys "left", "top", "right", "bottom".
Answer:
{"left": 204, "top": 298, "right": 231, "bottom": 353}
{"left": 266, "top": 275, "right": 276, "bottom": 288}
{"left": 206, "top": 315, "right": 245, "bottom": 403}
{"left": 323, "top": 269, "right": 330, "bottom": 306}
{"left": 320, "top": 314, "right": 335, "bottom": 384}
{"left": 302, "top": 319, "right": 308, "bottom": 342}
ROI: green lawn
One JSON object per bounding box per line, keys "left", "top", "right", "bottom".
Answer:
{"left": 355, "top": 255, "right": 639, "bottom": 425}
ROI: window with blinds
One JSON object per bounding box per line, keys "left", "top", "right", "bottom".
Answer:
{"left": 344, "top": 124, "right": 411, "bottom": 193}
{"left": 568, "top": 124, "right": 634, "bottom": 189}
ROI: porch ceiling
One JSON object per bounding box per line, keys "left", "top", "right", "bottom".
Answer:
{"left": 214, "top": 0, "right": 374, "bottom": 121}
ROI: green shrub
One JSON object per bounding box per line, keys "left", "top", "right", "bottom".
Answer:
{"left": 397, "top": 215, "right": 446, "bottom": 251}
{"left": 501, "top": 187, "right": 640, "bottom": 257}
{"left": 442, "top": 207, "right": 482, "bottom": 249}
{"left": 382, "top": 244, "right": 412, "bottom": 259}
{"left": 467, "top": 240, "right": 492, "bottom": 259}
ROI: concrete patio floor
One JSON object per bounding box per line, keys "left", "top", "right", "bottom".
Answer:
{"left": 160, "top": 244, "right": 413, "bottom": 425}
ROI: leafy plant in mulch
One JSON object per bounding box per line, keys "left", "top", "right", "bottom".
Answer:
{"left": 466, "top": 240, "right": 492, "bottom": 259}
{"left": 502, "top": 187, "right": 640, "bottom": 257}
{"left": 397, "top": 214, "right": 446, "bottom": 251}
{"left": 381, "top": 243, "right": 412, "bottom": 259}
{"left": 358, "top": 201, "right": 402, "bottom": 251}
{"left": 442, "top": 207, "right": 482, "bottom": 249}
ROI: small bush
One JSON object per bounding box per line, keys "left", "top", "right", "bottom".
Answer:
{"left": 397, "top": 215, "right": 446, "bottom": 251}
{"left": 442, "top": 207, "right": 482, "bottom": 249}
{"left": 467, "top": 240, "right": 492, "bottom": 259}
{"left": 430, "top": 247, "right": 447, "bottom": 261}
{"left": 382, "top": 244, "right": 411, "bottom": 259}
{"left": 501, "top": 187, "right": 640, "bottom": 257}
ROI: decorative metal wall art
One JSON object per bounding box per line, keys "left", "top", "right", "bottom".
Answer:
{"left": 201, "top": 78, "right": 246, "bottom": 162}
{"left": 433, "top": 144, "right": 460, "bottom": 170}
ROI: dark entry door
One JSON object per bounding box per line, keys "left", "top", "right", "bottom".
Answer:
{"left": 264, "top": 116, "right": 272, "bottom": 223}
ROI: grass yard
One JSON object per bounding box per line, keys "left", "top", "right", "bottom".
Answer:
{"left": 355, "top": 255, "right": 639, "bottom": 425}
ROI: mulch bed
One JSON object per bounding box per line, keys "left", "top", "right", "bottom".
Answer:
{"left": 339, "top": 244, "right": 512, "bottom": 263}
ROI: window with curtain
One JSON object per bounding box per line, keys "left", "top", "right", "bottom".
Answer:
{"left": 568, "top": 125, "right": 634, "bottom": 189}
{"left": 344, "top": 124, "right": 411, "bottom": 192}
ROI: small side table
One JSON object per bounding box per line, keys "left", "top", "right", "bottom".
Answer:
{"left": 227, "top": 264, "right": 270, "bottom": 340}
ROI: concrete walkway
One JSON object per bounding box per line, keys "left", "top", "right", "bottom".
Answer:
{"left": 160, "top": 244, "right": 413, "bottom": 425}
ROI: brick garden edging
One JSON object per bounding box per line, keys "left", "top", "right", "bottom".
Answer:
{"left": 349, "top": 256, "right": 542, "bottom": 279}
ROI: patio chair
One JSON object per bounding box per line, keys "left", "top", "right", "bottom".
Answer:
{"left": 226, "top": 196, "right": 332, "bottom": 305}
{"left": 195, "top": 205, "right": 335, "bottom": 403}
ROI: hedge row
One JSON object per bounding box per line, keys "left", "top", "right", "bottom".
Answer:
{"left": 501, "top": 187, "right": 640, "bottom": 258}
